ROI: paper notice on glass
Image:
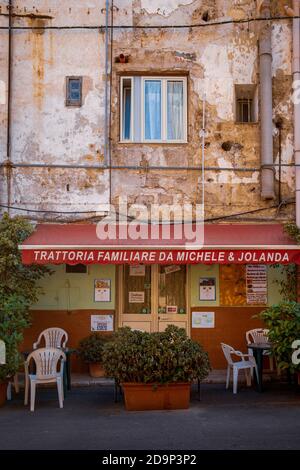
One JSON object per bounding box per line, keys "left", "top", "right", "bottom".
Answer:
{"left": 129, "top": 265, "right": 146, "bottom": 276}
{"left": 192, "top": 312, "right": 215, "bottom": 328}
{"left": 164, "top": 265, "right": 181, "bottom": 275}
{"left": 129, "top": 291, "right": 145, "bottom": 303}
{"left": 94, "top": 279, "right": 111, "bottom": 302}
{"left": 246, "top": 265, "right": 267, "bottom": 304}
{"left": 91, "top": 314, "right": 114, "bottom": 332}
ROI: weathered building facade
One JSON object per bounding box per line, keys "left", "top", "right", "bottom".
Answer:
{"left": 1, "top": 0, "right": 299, "bottom": 368}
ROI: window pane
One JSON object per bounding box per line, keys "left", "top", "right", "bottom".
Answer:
{"left": 123, "top": 265, "right": 151, "bottom": 314}
{"left": 122, "top": 79, "right": 132, "bottom": 140}
{"left": 167, "top": 81, "right": 184, "bottom": 140}
{"left": 67, "top": 78, "right": 82, "bottom": 105}
{"left": 158, "top": 265, "right": 186, "bottom": 313}
{"left": 144, "top": 80, "right": 161, "bottom": 140}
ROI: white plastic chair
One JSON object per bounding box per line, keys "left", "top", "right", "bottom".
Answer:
{"left": 24, "top": 348, "right": 66, "bottom": 412}
{"left": 246, "top": 328, "right": 274, "bottom": 371}
{"left": 33, "top": 328, "right": 68, "bottom": 350}
{"left": 221, "top": 343, "right": 258, "bottom": 394}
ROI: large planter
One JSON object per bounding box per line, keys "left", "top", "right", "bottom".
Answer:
{"left": 88, "top": 363, "right": 105, "bottom": 378}
{"left": 122, "top": 382, "right": 191, "bottom": 411}
{"left": 0, "top": 382, "right": 7, "bottom": 407}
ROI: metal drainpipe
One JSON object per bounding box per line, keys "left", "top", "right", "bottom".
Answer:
{"left": 5, "top": 0, "right": 13, "bottom": 214}
{"left": 259, "top": 0, "right": 275, "bottom": 200}
{"left": 293, "top": 1, "right": 300, "bottom": 227}
{"left": 104, "top": 0, "right": 110, "bottom": 168}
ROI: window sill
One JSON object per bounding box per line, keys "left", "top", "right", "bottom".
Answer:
{"left": 118, "top": 141, "right": 189, "bottom": 145}
{"left": 234, "top": 121, "right": 259, "bottom": 125}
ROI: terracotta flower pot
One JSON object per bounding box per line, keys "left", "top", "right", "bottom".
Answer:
{"left": 122, "top": 382, "right": 191, "bottom": 411}
{"left": 0, "top": 382, "right": 7, "bottom": 407}
{"left": 88, "top": 363, "right": 105, "bottom": 378}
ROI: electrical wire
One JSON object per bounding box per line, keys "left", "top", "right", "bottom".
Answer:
{"left": 0, "top": 15, "right": 298, "bottom": 31}
{"left": 0, "top": 201, "right": 294, "bottom": 224}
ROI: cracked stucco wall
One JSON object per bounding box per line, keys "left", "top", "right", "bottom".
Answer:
{"left": 0, "top": 0, "right": 110, "bottom": 218}
{"left": 110, "top": 0, "right": 295, "bottom": 220}
{"left": 0, "top": 0, "right": 296, "bottom": 221}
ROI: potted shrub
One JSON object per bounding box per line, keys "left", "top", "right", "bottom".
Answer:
{"left": 102, "top": 325, "right": 210, "bottom": 411}
{"left": 78, "top": 333, "right": 112, "bottom": 378}
{"left": 0, "top": 214, "right": 51, "bottom": 407}
{"left": 258, "top": 301, "right": 300, "bottom": 382}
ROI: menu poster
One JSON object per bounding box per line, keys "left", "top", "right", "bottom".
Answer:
{"left": 246, "top": 265, "right": 267, "bottom": 305}
{"left": 129, "top": 265, "right": 146, "bottom": 276}
{"left": 94, "top": 279, "right": 111, "bottom": 302}
{"left": 199, "top": 277, "right": 216, "bottom": 301}
{"left": 129, "top": 291, "right": 145, "bottom": 303}
{"left": 91, "top": 314, "right": 114, "bottom": 332}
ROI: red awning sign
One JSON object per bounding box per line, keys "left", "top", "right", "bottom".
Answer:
{"left": 19, "top": 223, "right": 300, "bottom": 265}
{"left": 21, "top": 248, "right": 299, "bottom": 265}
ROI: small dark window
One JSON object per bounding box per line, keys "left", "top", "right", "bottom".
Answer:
{"left": 237, "top": 98, "right": 253, "bottom": 123}
{"left": 65, "top": 264, "right": 87, "bottom": 273}
{"left": 66, "top": 77, "right": 82, "bottom": 106}
{"left": 235, "top": 84, "right": 257, "bottom": 123}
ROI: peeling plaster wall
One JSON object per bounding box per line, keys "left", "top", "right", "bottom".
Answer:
{"left": 0, "top": 0, "right": 296, "bottom": 221}
{"left": 110, "top": 0, "right": 295, "bottom": 220}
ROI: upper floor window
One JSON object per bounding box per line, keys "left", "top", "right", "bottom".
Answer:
{"left": 65, "top": 264, "right": 87, "bottom": 273}
{"left": 66, "top": 76, "right": 82, "bottom": 107}
{"left": 120, "top": 76, "right": 187, "bottom": 143}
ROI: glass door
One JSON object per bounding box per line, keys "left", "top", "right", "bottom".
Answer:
{"left": 118, "top": 265, "right": 155, "bottom": 332}
{"left": 118, "top": 264, "right": 189, "bottom": 333}
{"left": 158, "top": 265, "right": 189, "bottom": 332}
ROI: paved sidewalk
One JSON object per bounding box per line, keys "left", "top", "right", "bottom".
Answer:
{"left": 0, "top": 383, "right": 299, "bottom": 450}
{"left": 70, "top": 369, "right": 273, "bottom": 387}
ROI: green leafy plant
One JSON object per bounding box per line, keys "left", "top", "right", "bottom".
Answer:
{"left": 258, "top": 301, "right": 300, "bottom": 373}
{"left": 0, "top": 213, "right": 51, "bottom": 383}
{"left": 78, "top": 333, "right": 112, "bottom": 363}
{"left": 284, "top": 222, "right": 300, "bottom": 245}
{"left": 102, "top": 325, "right": 211, "bottom": 384}
{"left": 271, "top": 264, "right": 297, "bottom": 302}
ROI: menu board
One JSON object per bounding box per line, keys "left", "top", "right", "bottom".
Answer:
{"left": 246, "top": 265, "right": 267, "bottom": 305}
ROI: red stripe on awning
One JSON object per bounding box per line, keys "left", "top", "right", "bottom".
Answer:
{"left": 19, "top": 223, "right": 300, "bottom": 265}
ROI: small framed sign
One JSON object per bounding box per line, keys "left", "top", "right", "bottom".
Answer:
{"left": 94, "top": 279, "right": 111, "bottom": 302}
{"left": 199, "top": 277, "right": 216, "bottom": 301}
{"left": 91, "top": 314, "right": 114, "bottom": 332}
{"left": 166, "top": 305, "right": 178, "bottom": 314}
{"left": 192, "top": 311, "right": 215, "bottom": 329}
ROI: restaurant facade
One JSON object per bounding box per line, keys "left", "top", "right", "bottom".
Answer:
{"left": 1, "top": 1, "right": 300, "bottom": 371}
{"left": 19, "top": 222, "right": 300, "bottom": 369}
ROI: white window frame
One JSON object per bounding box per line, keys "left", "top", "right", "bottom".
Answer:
{"left": 120, "top": 76, "right": 187, "bottom": 144}
{"left": 120, "top": 76, "right": 134, "bottom": 142}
